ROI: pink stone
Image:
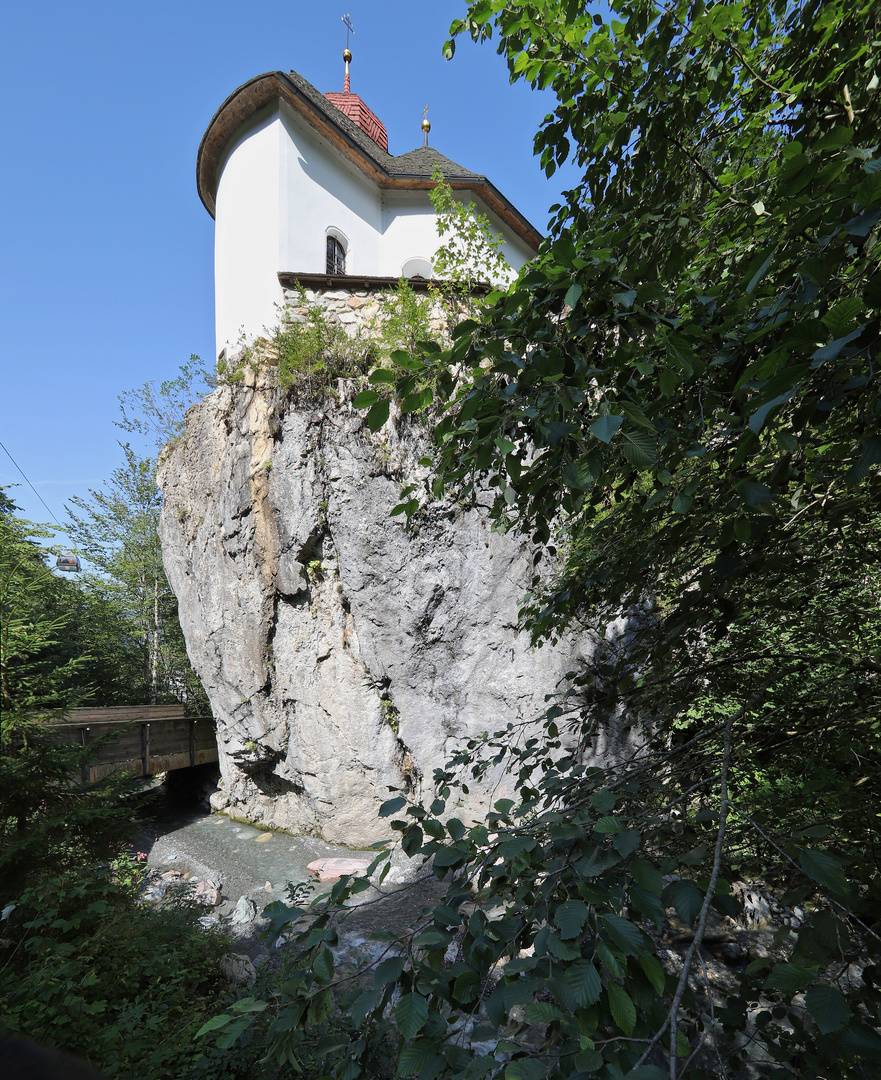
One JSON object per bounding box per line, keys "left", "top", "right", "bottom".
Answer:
{"left": 192, "top": 880, "right": 222, "bottom": 906}
{"left": 306, "top": 857, "right": 371, "bottom": 882}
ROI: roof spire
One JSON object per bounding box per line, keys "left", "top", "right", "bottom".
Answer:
{"left": 422, "top": 104, "right": 431, "bottom": 147}
{"left": 342, "top": 13, "right": 354, "bottom": 94}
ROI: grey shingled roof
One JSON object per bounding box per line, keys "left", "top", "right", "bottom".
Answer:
{"left": 390, "top": 146, "right": 483, "bottom": 181}
{"left": 284, "top": 71, "right": 484, "bottom": 181}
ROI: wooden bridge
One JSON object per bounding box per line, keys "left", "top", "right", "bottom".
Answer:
{"left": 46, "top": 705, "right": 218, "bottom": 782}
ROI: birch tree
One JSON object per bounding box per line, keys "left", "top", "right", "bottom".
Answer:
{"left": 66, "top": 444, "right": 200, "bottom": 708}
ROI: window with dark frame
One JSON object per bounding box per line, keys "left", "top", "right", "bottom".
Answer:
{"left": 326, "top": 236, "right": 346, "bottom": 275}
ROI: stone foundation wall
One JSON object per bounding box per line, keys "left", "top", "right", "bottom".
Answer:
{"left": 280, "top": 283, "right": 452, "bottom": 346}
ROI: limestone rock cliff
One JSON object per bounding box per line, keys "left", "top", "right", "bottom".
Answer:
{"left": 158, "top": 368, "right": 589, "bottom": 845}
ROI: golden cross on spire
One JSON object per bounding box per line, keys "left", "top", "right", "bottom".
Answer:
{"left": 341, "top": 13, "right": 354, "bottom": 92}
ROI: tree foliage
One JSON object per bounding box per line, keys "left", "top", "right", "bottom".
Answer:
{"left": 199, "top": 2, "right": 881, "bottom": 1078}
{"left": 0, "top": 856, "right": 232, "bottom": 1079}
{"left": 429, "top": 167, "right": 511, "bottom": 296}
{"left": 66, "top": 444, "right": 202, "bottom": 709}
{"left": 68, "top": 364, "right": 212, "bottom": 714}
{"left": 0, "top": 489, "right": 226, "bottom": 1077}
{"left": 0, "top": 494, "right": 137, "bottom": 894}
{"left": 116, "top": 354, "right": 214, "bottom": 449}
{"left": 355, "top": 173, "right": 512, "bottom": 434}
{"left": 0, "top": 491, "right": 86, "bottom": 715}
{"left": 371, "top": 279, "right": 439, "bottom": 363}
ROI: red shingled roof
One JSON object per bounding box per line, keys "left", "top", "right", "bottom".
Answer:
{"left": 323, "top": 91, "right": 388, "bottom": 152}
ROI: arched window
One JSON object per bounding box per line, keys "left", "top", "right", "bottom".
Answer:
{"left": 327, "top": 235, "right": 346, "bottom": 276}
{"left": 402, "top": 257, "right": 433, "bottom": 280}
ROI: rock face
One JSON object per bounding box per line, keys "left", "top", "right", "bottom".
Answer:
{"left": 158, "top": 367, "right": 590, "bottom": 845}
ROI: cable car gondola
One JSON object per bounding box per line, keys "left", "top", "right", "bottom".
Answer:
{"left": 56, "top": 553, "right": 81, "bottom": 573}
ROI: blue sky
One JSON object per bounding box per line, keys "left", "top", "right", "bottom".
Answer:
{"left": 0, "top": 1, "right": 583, "bottom": 550}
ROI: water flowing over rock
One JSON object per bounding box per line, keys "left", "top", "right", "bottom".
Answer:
{"left": 158, "top": 367, "right": 592, "bottom": 845}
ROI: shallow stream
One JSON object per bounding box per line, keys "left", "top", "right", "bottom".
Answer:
{"left": 141, "top": 806, "right": 372, "bottom": 905}
{"left": 133, "top": 778, "right": 377, "bottom": 954}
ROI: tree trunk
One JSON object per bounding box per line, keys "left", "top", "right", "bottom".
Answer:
{"left": 150, "top": 572, "right": 159, "bottom": 705}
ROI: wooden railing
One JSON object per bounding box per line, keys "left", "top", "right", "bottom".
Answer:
{"left": 44, "top": 705, "right": 218, "bottom": 782}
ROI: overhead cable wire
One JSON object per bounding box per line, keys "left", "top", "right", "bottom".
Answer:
{"left": 0, "top": 438, "right": 68, "bottom": 533}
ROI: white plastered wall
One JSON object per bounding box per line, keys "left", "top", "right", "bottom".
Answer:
{"left": 379, "top": 190, "right": 535, "bottom": 283}
{"left": 214, "top": 105, "right": 285, "bottom": 357}
{"left": 278, "top": 102, "right": 383, "bottom": 285}
{"left": 213, "top": 99, "right": 538, "bottom": 356}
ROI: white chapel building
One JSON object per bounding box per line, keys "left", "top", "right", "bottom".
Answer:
{"left": 197, "top": 52, "right": 542, "bottom": 359}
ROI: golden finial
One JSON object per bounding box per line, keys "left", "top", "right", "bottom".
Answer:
{"left": 342, "top": 14, "right": 354, "bottom": 92}
{"left": 421, "top": 104, "right": 431, "bottom": 146}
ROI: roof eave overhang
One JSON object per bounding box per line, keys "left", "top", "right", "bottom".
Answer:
{"left": 197, "top": 71, "right": 391, "bottom": 219}
{"left": 196, "top": 71, "right": 542, "bottom": 252}
{"left": 277, "top": 271, "right": 493, "bottom": 293}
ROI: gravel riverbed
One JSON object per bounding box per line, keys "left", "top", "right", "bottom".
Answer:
{"left": 134, "top": 772, "right": 444, "bottom": 963}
